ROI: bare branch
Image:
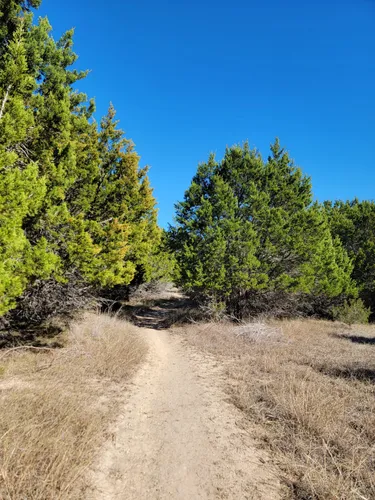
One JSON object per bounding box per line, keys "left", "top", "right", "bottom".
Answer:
{"left": 0, "top": 84, "right": 12, "bottom": 121}
{"left": 0, "top": 345, "right": 55, "bottom": 360}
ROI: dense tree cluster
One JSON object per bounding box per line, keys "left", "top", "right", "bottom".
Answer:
{"left": 0, "top": 0, "right": 161, "bottom": 320}
{"left": 1, "top": 1, "right": 373, "bottom": 324}
{"left": 170, "top": 142, "right": 365, "bottom": 318}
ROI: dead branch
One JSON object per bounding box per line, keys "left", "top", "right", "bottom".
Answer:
{"left": 0, "top": 345, "right": 55, "bottom": 360}
{"left": 0, "top": 85, "right": 12, "bottom": 120}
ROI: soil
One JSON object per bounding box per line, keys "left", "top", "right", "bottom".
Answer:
{"left": 86, "top": 299, "right": 281, "bottom": 499}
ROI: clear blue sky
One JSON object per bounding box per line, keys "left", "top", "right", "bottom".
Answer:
{"left": 38, "top": 0, "right": 374, "bottom": 228}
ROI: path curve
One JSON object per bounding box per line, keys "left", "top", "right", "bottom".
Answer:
{"left": 87, "top": 326, "right": 280, "bottom": 499}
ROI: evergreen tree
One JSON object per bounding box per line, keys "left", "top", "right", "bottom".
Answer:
{"left": 0, "top": 0, "right": 41, "bottom": 50}
{"left": 80, "top": 104, "right": 160, "bottom": 286}
{"left": 0, "top": 1, "right": 161, "bottom": 318}
{"left": 325, "top": 199, "right": 375, "bottom": 314}
{"left": 172, "top": 152, "right": 263, "bottom": 304}
{"left": 171, "top": 141, "right": 355, "bottom": 316}
{"left": 147, "top": 230, "right": 177, "bottom": 283}
{"left": 0, "top": 23, "right": 57, "bottom": 315}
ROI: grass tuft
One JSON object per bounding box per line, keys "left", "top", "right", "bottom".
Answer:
{"left": 0, "top": 313, "right": 147, "bottom": 500}
{"left": 177, "top": 319, "right": 375, "bottom": 499}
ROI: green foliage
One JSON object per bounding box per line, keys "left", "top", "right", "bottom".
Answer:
{"left": 146, "top": 231, "right": 177, "bottom": 283}
{"left": 170, "top": 141, "right": 356, "bottom": 315}
{"left": 325, "top": 200, "right": 375, "bottom": 314}
{"left": 0, "top": 1, "right": 160, "bottom": 317}
{"left": 1, "top": 0, "right": 368, "bottom": 324}
{"left": 0, "top": 21, "right": 58, "bottom": 314}
{"left": 332, "top": 298, "right": 371, "bottom": 325}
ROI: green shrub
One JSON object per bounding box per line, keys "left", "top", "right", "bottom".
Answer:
{"left": 332, "top": 298, "right": 371, "bottom": 325}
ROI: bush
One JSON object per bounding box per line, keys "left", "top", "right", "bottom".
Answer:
{"left": 332, "top": 298, "right": 371, "bottom": 325}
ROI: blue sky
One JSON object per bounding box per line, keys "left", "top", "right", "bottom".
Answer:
{"left": 38, "top": 0, "right": 374, "bottom": 228}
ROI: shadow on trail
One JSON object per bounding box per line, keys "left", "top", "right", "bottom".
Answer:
{"left": 115, "top": 296, "right": 198, "bottom": 330}
{"left": 0, "top": 294, "right": 196, "bottom": 349}
{"left": 331, "top": 333, "right": 375, "bottom": 346}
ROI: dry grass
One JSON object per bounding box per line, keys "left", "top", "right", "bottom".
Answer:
{"left": 176, "top": 319, "right": 375, "bottom": 499}
{"left": 0, "top": 313, "right": 147, "bottom": 500}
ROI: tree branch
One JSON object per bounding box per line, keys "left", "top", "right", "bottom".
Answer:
{"left": 0, "top": 84, "right": 12, "bottom": 121}
{"left": 0, "top": 345, "right": 55, "bottom": 361}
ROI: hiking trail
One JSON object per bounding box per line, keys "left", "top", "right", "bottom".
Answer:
{"left": 86, "top": 298, "right": 281, "bottom": 499}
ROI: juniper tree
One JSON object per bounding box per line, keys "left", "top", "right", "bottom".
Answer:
{"left": 171, "top": 141, "right": 355, "bottom": 316}
{"left": 0, "top": 1, "right": 161, "bottom": 318}
{"left": 325, "top": 199, "right": 375, "bottom": 314}
{"left": 0, "top": 0, "right": 41, "bottom": 51}
{"left": 0, "top": 24, "right": 58, "bottom": 315}
{"left": 80, "top": 104, "right": 160, "bottom": 286}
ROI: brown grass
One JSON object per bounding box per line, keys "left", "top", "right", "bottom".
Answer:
{"left": 176, "top": 319, "right": 375, "bottom": 499}
{"left": 0, "top": 313, "right": 147, "bottom": 499}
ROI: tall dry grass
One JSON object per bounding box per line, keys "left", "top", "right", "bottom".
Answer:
{"left": 0, "top": 313, "right": 147, "bottom": 499}
{"left": 177, "top": 319, "right": 375, "bottom": 499}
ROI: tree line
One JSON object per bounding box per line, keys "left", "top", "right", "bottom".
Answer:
{"left": 1, "top": 1, "right": 374, "bottom": 326}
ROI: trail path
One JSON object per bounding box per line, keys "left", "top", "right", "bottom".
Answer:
{"left": 87, "top": 301, "right": 281, "bottom": 499}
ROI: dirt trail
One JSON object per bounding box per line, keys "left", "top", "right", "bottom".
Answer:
{"left": 87, "top": 311, "right": 280, "bottom": 499}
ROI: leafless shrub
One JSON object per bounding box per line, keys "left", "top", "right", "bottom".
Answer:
{"left": 213, "top": 290, "right": 346, "bottom": 320}
{"left": 4, "top": 274, "right": 96, "bottom": 329}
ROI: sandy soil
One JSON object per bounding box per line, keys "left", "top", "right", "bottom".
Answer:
{"left": 86, "top": 326, "right": 281, "bottom": 499}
